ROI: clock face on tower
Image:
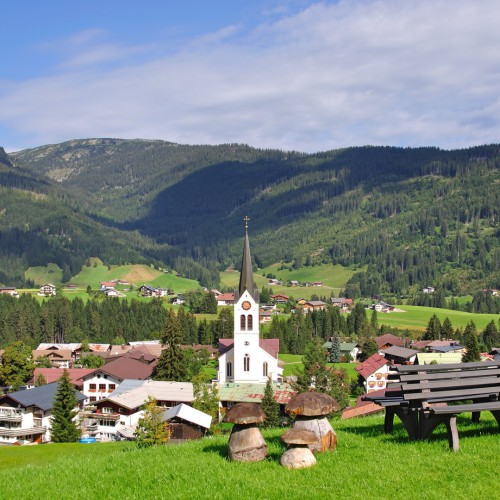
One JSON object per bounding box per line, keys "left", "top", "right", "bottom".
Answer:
{"left": 241, "top": 300, "right": 251, "bottom": 310}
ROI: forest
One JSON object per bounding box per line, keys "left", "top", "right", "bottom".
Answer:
{"left": 1, "top": 141, "right": 499, "bottom": 295}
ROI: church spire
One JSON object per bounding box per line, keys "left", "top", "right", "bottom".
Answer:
{"left": 238, "top": 216, "right": 256, "bottom": 297}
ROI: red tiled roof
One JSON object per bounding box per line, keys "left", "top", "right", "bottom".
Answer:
{"left": 29, "top": 368, "right": 96, "bottom": 388}
{"left": 375, "top": 334, "right": 405, "bottom": 349}
{"left": 218, "top": 338, "right": 280, "bottom": 359}
{"left": 355, "top": 353, "right": 388, "bottom": 379}
{"left": 216, "top": 293, "right": 235, "bottom": 302}
{"left": 101, "top": 356, "right": 155, "bottom": 380}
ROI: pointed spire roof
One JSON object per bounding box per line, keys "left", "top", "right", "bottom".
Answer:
{"left": 238, "top": 216, "right": 256, "bottom": 297}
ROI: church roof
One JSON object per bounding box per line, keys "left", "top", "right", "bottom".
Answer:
{"left": 238, "top": 218, "right": 256, "bottom": 297}
{"left": 218, "top": 338, "right": 280, "bottom": 359}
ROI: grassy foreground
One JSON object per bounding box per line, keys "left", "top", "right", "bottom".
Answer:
{"left": 0, "top": 413, "right": 498, "bottom": 499}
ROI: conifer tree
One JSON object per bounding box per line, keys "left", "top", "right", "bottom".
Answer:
{"left": 440, "top": 317, "right": 454, "bottom": 339}
{"left": 462, "top": 330, "right": 481, "bottom": 363}
{"left": 35, "top": 373, "right": 47, "bottom": 386}
{"left": 260, "top": 376, "right": 280, "bottom": 428}
{"left": 482, "top": 320, "right": 498, "bottom": 351}
{"left": 329, "top": 331, "right": 341, "bottom": 363}
{"left": 424, "top": 314, "right": 441, "bottom": 340}
{"left": 154, "top": 309, "right": 187, "bottom": 381}
{"left": 50, "top": 369, "right": 81, "bottom": 442}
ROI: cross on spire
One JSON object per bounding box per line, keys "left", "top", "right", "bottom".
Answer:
{"left": 243, "top": 215, "right": 250, "bottom": 230}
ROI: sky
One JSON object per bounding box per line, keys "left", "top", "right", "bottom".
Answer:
{"left": 1, "top": 0, "right": 499, "bottom": 153}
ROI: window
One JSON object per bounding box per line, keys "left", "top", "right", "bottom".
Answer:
{"left": 263, "top": 362, "right": 268, "bottom": 377}
{"left": 244, "top": 354, "right": 250, "bottom": 372}
{"left": 240, "top": 314, "right": 246, "bottom": 331}
{"left": 90, "top": 397, "right": 96, "bottom": 402}
{"left": 226, "top": 362, "right": 232, "bottom": 378}
{"left": 89, "top": 384, "right": 96, "bottom": 392}
{"left": 108, "top": 384, "right": 116, "bottom": 391}
{"left": 99, "top": 419, "right": 116, "bottom": 427}
{"left": 98, "top": 384, "right": 106, "bottom": 391}
{"left": 102, "top": 407, "right": 113, "bottom": 414}
{"left": 247, "top": 314, "right": 253, "bottom": 330}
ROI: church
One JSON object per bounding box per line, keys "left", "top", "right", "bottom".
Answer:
{"left": 217, "top": 218, "right": 283, "bottom": 384}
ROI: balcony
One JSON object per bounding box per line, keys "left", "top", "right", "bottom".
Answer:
{"left": 0, "top": 426, "right": 47, "bottom": 437}
{"left": 0, "top": 409, "right": 23, "bottom": 422}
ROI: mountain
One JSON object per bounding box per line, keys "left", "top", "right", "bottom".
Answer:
{"left": 9, "top": 140, "right": 500, "bottom": 294}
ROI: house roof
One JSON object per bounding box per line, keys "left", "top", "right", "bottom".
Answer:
{"left": 37, "top": 343, "right": 82, "bottom": 351}
{"left": 32, "top": 349, "right": 73, "bottom": 361}
{"left": 219, "top": 382, "right": 296, "bottom": 405}
{"left": 415, "top": 352, "right": 464, "bottom": 365}
{"left": 340, "top": 342, "right": 359, "bottom": 351}
{"left": 102, "top": 380, "right": 194, "bottom": 410}
{"left": 100, "top": 356, "right": 156, "bottom": 381}
{"left": 426, "top": 340, "right": 461, "bottom": 347}
{"left": 375, "top": 334, "right": 405, "bottom": 348}
{"left": 89, "top": 343, "right": 110, "bottom": 352}
{"left": 29, "top": 368, "right": 96, "bottom": 387}
{"left": 163, "top": 403, "right": 212, "bottom": 429}
{"left": 430, "top": 345, "right": 465, "bottom": 353}
{"left": 216, "top": 292, "right": 235, "bottom": 302}
{"left": 2, "top": 381, "right": 86, "bottom": 411}
{"left": 355, "top": 353, "right": 389, "bottom": 379}
{"left": 304, "top": 301, "right": 326, "bottom": 307}
{"left": 382, "top": 346, "right": 418, "bottom": 359}
{"left": 411, "top": 340, "right": 432, "bottom": 350}
{"left": 126, "top": 343, "right": 164, "bottom": 358}
{"left": 218, "top": 338, "right": 280, "bottom": 358}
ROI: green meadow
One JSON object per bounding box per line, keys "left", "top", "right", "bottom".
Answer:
{"left": 376, "top": 305, "right": 499, "bottom": 332}
{"left": 279, "top": 353, "right": 359, "bottom": 381}
{"left": 0, "top": 413, "right": 497, "bottom": 499}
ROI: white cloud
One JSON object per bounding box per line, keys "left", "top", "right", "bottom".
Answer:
{"left": 2, "top": 0, "right": 500, "bottom": 152}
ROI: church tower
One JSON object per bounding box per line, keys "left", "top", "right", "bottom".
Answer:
{"left": 232, "top": 216, "right": 261, "bottom": 382}
{"left": 217, "top": 216, "right": 282, "bottom": 385}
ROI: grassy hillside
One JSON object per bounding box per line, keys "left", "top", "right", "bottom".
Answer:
{"left": 376, "top": 305, "right": 499, "bottom": 332}
{"left": 0, "top": 414, "right": 498, "bottom": 499}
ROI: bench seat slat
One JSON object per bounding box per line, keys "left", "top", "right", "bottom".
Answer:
{"left": 397, "top": 368, "right": 500, "bottom": 383}
{"left": 401, "top": 376, "right": 500, "bottom": 392}
{"left": 394, "top": 361, "right": 500, "bottom": 373}
{"left": 404, "top": 385, "right": 500, "bottom": 401}
{"left": 430, "top": 401, "right": 500, "bottom": 415}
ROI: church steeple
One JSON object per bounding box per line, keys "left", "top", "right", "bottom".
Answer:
{"left": 238, "top": 216, "right": 257, "bottom": 298}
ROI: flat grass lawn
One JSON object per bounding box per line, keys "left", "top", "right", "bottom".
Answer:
{"left": 377, "top": 305, "right": 499, "bottom": 332}
{"left": 0, "top": 413, "right": 498, "bottom": 499}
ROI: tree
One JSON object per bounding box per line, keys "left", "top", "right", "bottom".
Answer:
{"left": 358, "top": 338, "right": 378, "bottom": 362}
{"left": 462, "top": 331, "right": 481, "bottom": 363}
{"left": 0, "top": 341, "right": 35, "bottom": 391}
{"left": 260, "top": 376, "right": 280, "bottom": 428}
{"left": 80, "top": 354, "right": 105, "bottom": 368}
{"left": 50, "top": 370, "right": 81, "bottom": 442}
{"left": 329, "top": 331, "right": 341, "bottom": 363}
{"left": 440, "top": 317, "right": 454, "bottom": 339}
{"left": 134, "top": 396, "right": 170, "bottom": 447}
{"left": 111, "top": 335, "right": 126, "bottom": 345}
{"left": 424, "top": 314, "right": 441, "bottom": 340}
{"left": 482, "top": 320, "right": 498, "bottom": 351}
{"left": 192, "top": 373, "right": 219, "bottom": 427}
{"left": 35, "top": 356, "right": 53, "bottom": 368}
{"left": 35, "top": 373, "right": 47, "bottom": 386}
{"left": 154, "top": 309, "right": 187, "bottom": 381}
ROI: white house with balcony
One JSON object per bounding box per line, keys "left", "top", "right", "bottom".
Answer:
{"left": 0, "top": 382, "right": 86, "bottom": 445}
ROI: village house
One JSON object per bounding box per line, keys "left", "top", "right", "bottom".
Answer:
{"left": 38, "top": 283, "right": 56, "bottom": 296}
{"left": 375, "top": 334, "right": 406, "bottom": 350}
{"left": 83, "top": 380, "right": 194, "bottom": 441}
{"left": 382, "top": 346, "right": 418, "bottom": 365}
{"left": 271, "top": 294, "right": 289, "bottom": 304}
{"left": 137, "top": 284, "right": 167, "bottom": 297}
{"left": 32, "top": 349, "right": 73, "bottom": 369}
{"left": 215, "top": 292, "right": 235, "bottom": 306}
{"left": 355, "top": 353, "right": 392, "bottom": 394}
{"left": 423, "top": 286, "right": 435, "bottom": 294}
{"left": 163, "top": 403, "right": 212, "bottom": 440}
{"left": 37, "top": 343, "right": 83, "bottom": 361}
{"left": 330, "top": 297, "right": 353, "bottom": 310}
{"left": 304, "top": 281, "right": 323, "bottom": 287}
{"left": 415, "top": 352, "right": 464, "bottom": 365}
{"left": 288, "top": 280, "right": 300, "bottom": 287}
{"left": 99, "top": 281, "right": 116, "bottom": 291}
{"left": 267, "top": 278, "right": 283, "bottom": 286}
{"left": 0, "top": 382, "right": 86, "bottom": 445}
{"left": 0, "top": 286, "right": 19, "bottom": 297}
{"left": 28, "top": 367, "right": 96, "bottom": 390}
{"left": 302, "top": 300, "right": 326, "bottom": 313}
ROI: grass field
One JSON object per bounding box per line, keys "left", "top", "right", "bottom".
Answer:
{"left": 279, "top": 353, "right": 359, "bottom": 381}
{"left": 376, "top": 305, "right": 499, "bottom": 332}
{"left": 221, "top": 263, "right": 357, "bottom": 299}
{"left": 0, "top": 413, "right": 498, "bottom": 499}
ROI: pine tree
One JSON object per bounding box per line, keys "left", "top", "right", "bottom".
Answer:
{"left": 154, "top": 309, "right": 187, "bottom": 381}
{"left": 35, "top": 373, "right": 47, "bottom": 386}
{"left": 482, "top": 320, "right": 498, "bottom": 351}
{"left": 50, "top": 370, "right": 81, "bottom": 442}
{"left": 424, "top": 314, "right": 441, "bottom": 340}
{"left": 440, "top": 317, "right": 454, "bottom": 339}
{"left": 329, "top": 331, "right": 341, "bottom": 363}
{"left": 462, "top": 331, "right": 481, "bottom": 363}
{"left": 260, "top": 376, "right": 280, "bottom": 428}
{"left": 134, "top": 396, "right": 170, "bottom": 447}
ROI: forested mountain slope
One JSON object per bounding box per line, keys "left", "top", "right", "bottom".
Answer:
{"left": 9, "top": 141, "right": 500, "bottom": 293}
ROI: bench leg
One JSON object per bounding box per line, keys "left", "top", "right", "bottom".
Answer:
{"left": 420, "top": 413, "right": 451, "bottom": 441}
{"left": 471, "top": 411, "right": 480, "bottom": 424}
{"left": 384, "top": 408, "right": 395, "bottom": 434}
{"left": 491, "top": 410, "right": 500, "bottom": 427}
{"left": 445, "top": 416, "right": 459, "bottom": 452}
{"left": 394, "top": 408, "right": 419, "bottom": 440}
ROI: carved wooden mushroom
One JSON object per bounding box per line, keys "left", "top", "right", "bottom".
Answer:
{"left": 280, "top": 428, "right": 318, "bottom": 469}
{"left": 285, "top": 392, "right": 341, "bottom": 452}
{"left": 223, "top": 402, "right": 267, "bottom": 462}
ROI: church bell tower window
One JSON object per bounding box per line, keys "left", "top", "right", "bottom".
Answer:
{"left": 240, "top": 314, "right": 246, "bottom": 331}
{"left": 247, "top": 314, "right": 253, "bottom": 330}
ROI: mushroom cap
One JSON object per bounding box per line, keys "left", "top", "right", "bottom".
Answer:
{"left": 285, "top": 392, "right": 341, "bottom": 416}
{"left": 223, "top": 402, "right": 266, "bottom": 424}
{"left": 281, "top": 428, "right": 318, "bottom": 445}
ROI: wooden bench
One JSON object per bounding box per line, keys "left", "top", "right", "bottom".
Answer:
{"left": 363, "top": 361, "right": 500, "bottom": 450}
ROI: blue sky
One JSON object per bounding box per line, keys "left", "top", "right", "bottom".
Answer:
{"left": 1, "top": 0, "right": 499, "bottom": 153}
